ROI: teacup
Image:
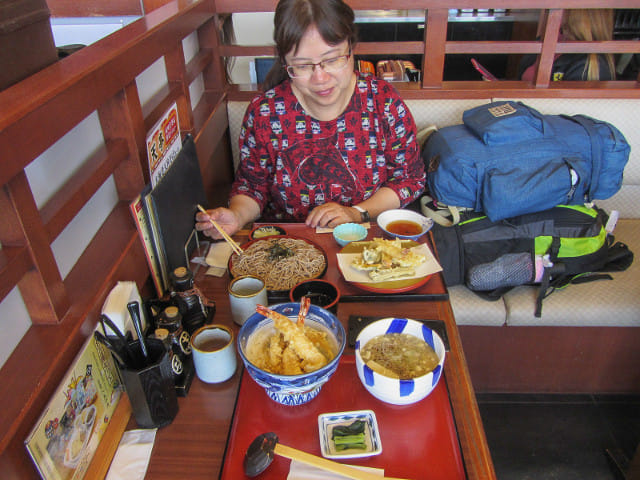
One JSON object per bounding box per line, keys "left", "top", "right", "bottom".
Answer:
{"left": 190, "top": 325, "right": 237, "bottom": 383}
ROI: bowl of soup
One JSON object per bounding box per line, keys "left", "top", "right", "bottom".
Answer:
{"left": 238, "top": 302, "right": 346, "bottom": 405}
{"left": 376, "top": 209, "right": 434, "bottom": 241}
{"left": 354, "top": 317, "right": 445, "bottom": 405}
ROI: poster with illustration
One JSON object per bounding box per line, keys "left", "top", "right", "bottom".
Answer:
{"left": 147, "top": 102, "right": 181, "bottom": 187}
{"left": 25, "top": 332, "right": 122, "bottom": 480}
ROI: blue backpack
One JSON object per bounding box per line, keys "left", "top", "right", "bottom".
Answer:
{"left": 423, "top": 101, "right": 630, "bottom": 222}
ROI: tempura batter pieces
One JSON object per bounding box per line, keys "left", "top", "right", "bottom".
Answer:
{"left": 253, "top": 303, "right": 333, "bottom": 375}
{"left": 351, "top": 237, "right": 426, "bottom": 281}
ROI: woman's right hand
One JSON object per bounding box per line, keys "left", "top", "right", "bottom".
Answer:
{"left": 195, "top": 207, "right": 242, "bottom": 239}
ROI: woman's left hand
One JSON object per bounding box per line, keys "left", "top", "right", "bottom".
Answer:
{"left": 305, "top": 202, "right": 360, "bottom": 228}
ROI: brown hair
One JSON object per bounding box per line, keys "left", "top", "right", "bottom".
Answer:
{"left": 262, "top": 0, "right": 357, "bottom": 90}
{"left": 562, "top": 9, "right": 615, "bottom": 80}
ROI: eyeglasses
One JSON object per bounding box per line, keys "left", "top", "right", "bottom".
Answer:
{"left": 285, "top": 52, "right": 351, "bottom": 78}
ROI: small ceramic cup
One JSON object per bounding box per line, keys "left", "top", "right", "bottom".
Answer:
{"left": 190, "top": 325, "right": 237, "bottom": 383}
{"left": 228, "top": 275, "right": 268, "bottom": 326}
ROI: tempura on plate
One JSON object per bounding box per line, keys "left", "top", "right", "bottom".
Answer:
{"left": 351, "top": 237, "right": 426, "bottom": 281}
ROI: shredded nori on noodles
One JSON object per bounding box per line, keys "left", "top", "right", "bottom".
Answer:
{"left": 267, "top": 241, "right": 294, "bottom": 261}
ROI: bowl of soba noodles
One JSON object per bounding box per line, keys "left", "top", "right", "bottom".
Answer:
{"left": 237, "top": 302, "right": 346, "bottom": 406}
{"left": 354, "top": 318, "right": 445, "bottom": 405}
{"left": 229, "top": 236, "right": 327, "bottom": 293}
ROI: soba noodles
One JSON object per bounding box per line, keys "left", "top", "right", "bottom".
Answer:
{"left": 231, "top": 237, "right": 326, "bottom": 290}
{"left": 360, "top": 333, "right": 439, "bottom": 379}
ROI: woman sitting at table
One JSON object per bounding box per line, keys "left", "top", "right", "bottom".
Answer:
{"left": 196, "top": 0, "right": 425, "bottom": 239}
{"left": 519, "top": 9, "right": 616, "bottom": 82}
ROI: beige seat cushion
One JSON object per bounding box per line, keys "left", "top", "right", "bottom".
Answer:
{"left": 503, "top": 219, "right": 640, "bottom": 327}
{"left": 448, "top": 285, "right": 507, "bottom": 326}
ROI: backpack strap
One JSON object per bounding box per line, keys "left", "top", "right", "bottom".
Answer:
{"left": 565, "top": 114, "right": 603, "bottom": 202}
{"left": 602, "top": 240, "right": 634, "bottom": 271}
{"left": 536, "top": 238, "right": 634, "bottom": 317}
{"left": 420, "top": 195, "right": 462, "bottom": 226}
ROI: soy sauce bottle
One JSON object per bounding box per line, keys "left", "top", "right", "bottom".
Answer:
{"left": 170, "top": 267, "right": 209, "bottom": 334}
{"left": 156, "top": 306, "right": 191, "bottom": 383}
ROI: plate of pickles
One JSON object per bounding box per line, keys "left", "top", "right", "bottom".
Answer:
{"left": 317, "top": 409, "right": 382, "bottom": 459}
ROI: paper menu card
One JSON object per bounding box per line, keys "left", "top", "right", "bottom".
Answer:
{"left": 25, "top": 332, "right": 122, "bottom": 480}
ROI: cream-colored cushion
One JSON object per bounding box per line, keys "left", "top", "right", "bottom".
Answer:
{"left": 404, "top": 99, "right": 488, "bottom": 131}
{"left": 448, "top": 285, "right": 507, "bottom": 326}
{"left": 503, "top": 219, "right": 640, "bottom": 327}
{"left": 227, "top": 101, "right": 250, "bottom": 171}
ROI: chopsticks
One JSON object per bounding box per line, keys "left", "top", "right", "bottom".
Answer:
{"left": 197, "top": 204, "right": 243, "bottom": 256}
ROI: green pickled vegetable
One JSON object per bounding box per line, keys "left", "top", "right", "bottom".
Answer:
{"left": 331, "top": 419, "right": 365, "bottom": 438}
{"left": 331, "top": 420, "right": 367, "bottom": 451}
{"left": 335, "top": 442, "right": 366, "bottom": 451}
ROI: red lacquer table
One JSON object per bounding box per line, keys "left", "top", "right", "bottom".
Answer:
{"left": 142, "top": 223, "right": 496, "bottom": 480}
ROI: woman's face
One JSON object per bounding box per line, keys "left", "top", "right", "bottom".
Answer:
{"left": 285, "top": 25, "right": 355, "bottom": 119}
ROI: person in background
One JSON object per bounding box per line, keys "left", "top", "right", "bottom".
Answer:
{"left": 196, "top": 0, "right": 425, "bottom": 239}
{"left": 520, "top": 9, "right": 616, "bottom": 82}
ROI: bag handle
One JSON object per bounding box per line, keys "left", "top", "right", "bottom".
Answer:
{"left": 520, "top": 102, "right": 552, "bottom": 137}
{"left": 564, "top": 114, "right": 603, "bottom": 201}
{"left": 420, "top": 195, "right": 461, "bottom": 226}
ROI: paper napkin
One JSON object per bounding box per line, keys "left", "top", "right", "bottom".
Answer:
{"left": 287, "top": 459, "right": 384, "bottom": 479}
{"left": 105, "top": 429, "right": 157, "bottom": 480}
{"left": 205, "top": 241, "right": 233, "bottom": 277}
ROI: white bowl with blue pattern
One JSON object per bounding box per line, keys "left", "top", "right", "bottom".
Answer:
{"left": 237, "top": 302, "right": 346, "bottom": 406}
{"left": 354, "top": 318, "right": 445, "bottom": 405}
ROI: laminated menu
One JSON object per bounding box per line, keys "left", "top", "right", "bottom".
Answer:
{"left": 25, "top": 331, "right": 123, "bottom": 480}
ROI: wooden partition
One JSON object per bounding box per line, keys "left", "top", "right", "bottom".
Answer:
{"left": 0, "top": 0, "right": 638, "bottom": 477}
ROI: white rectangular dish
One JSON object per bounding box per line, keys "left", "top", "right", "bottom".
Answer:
{"left": 317, "top": 409, "right": 382, "bottom": 459}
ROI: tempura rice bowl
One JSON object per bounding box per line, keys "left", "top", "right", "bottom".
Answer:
{"left": 355, "top": 318, "right": 445, "bottom": 405}
{"left": 238, "top": 303, "right": 346, "bottom": 405}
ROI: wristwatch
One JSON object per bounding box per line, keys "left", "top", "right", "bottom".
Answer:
{"left": 353, "top": 205, "right": 370, "bottom": 223}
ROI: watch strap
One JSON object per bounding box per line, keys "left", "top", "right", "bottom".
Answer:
{"left": 353, "top": 205, "right": 370, "bottom": 223}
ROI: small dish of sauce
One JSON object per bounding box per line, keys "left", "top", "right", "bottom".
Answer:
{"left": 385, "top": 220, "right": 423, "bottom": 236}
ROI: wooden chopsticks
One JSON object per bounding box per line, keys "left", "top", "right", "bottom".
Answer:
{"left": 197, "top": 205, "right": 243, "bottom": 255}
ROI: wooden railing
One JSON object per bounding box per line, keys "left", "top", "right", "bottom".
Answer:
{"left": 0, "top": 0, "right": 638, "bottom": 477}
{"left": 0, "top": 0, "right": 230, "bottom": 475}
{"left": 218, "top": 1, "right": 640, "bottom": 100}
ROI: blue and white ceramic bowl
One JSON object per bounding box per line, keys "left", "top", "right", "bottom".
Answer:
{"left": 238, "top": 303, "right": 346, "bottom": 406}
{"left": 354, "top": 318, "right": 445, "bottom": 405}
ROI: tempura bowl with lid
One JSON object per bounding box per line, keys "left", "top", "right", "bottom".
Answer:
{"left": 237, "top": 302, "right": 346, "bottom": 406}
{"left": 354, "top": 317, "right": 445, "bottom": 405}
